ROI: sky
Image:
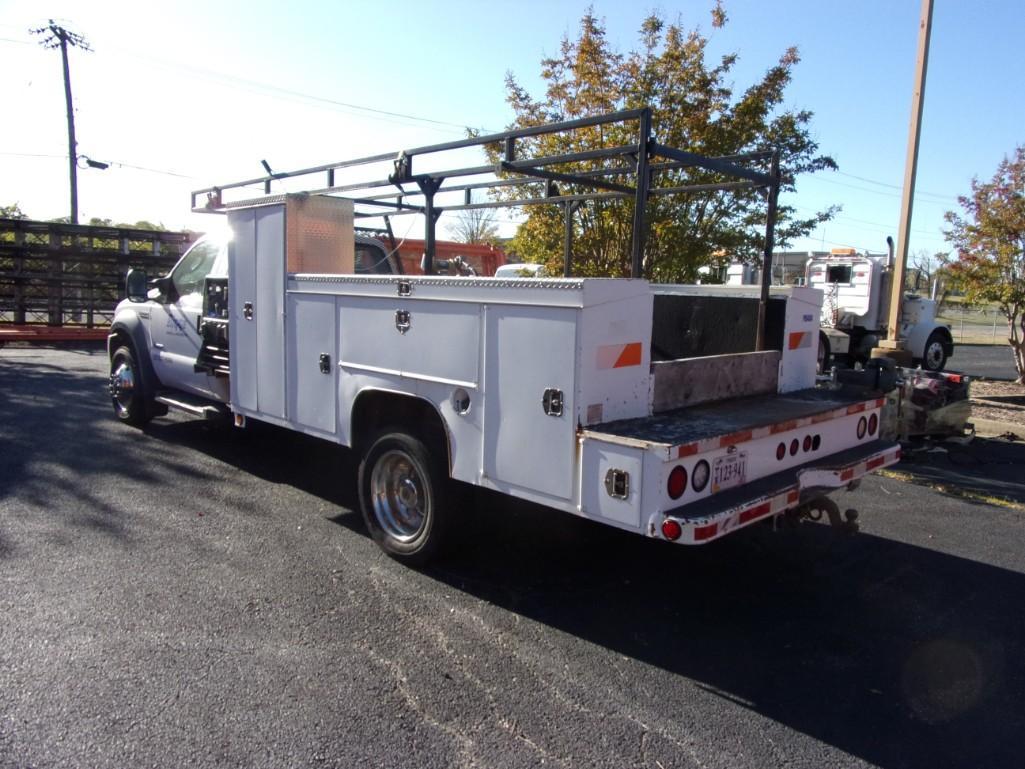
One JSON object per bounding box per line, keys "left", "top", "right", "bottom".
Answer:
{"left": 0, "top": 0, "right": 1022, "bottom": 258}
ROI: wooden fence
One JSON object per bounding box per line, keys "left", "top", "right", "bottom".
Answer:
{"left": 0, "top": 218, "right": 195, "bottom": 328}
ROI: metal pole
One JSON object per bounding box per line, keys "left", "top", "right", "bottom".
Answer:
{"left": 755, "top": 150, "right": 781, "bottom": 352}
{"left": 563, "top": 200, "right": 580, "bottom": 277}
{"left": 882, "top": 0, "right": 933, "bottom": 353}
{"left": 418, "top": 176, "right": 443, "bottom": 274}
{"left": 630, "top": 108, "right": 652, "bottom": 278}
{"left": 58, "top": 31, "right": 78, "bottom": 224}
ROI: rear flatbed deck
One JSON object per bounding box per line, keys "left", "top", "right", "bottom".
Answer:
{"left": 585, "top": 386, "right": 882, "bottom": 447}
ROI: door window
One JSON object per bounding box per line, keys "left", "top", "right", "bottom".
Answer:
{"left": 171, "top": 239, "right": 221, "bottom": 297}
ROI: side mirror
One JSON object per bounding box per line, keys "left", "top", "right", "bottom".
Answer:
{"left": 125, "top": 269, "right": 148, "bottom": 303}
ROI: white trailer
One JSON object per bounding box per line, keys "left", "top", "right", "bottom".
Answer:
{"left": 107, "top": 111, "right": 901, "bottom": 564}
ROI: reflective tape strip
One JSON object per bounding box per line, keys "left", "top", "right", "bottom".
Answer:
{"left": 596, "top": 342, "right": 643, "bottom": 369}
{"left": 660, "top": 444, "right": 902, "bottom": 545}
{"left": 788, "top": 331, "right": 812, "bottom": 350}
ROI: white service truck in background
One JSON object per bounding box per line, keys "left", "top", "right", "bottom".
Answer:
{"left": 106, "top": 111, "right": 901, "bottom": 565}
{"left": 808, "top": 244, "right": 954, "bottom": 372}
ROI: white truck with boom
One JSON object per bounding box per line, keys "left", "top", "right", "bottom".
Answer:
{"left": 107, "top": 110, "right": 901, "bottom": 565}
{"left": 808, "top": 241, "right": 954, "bottom": 372}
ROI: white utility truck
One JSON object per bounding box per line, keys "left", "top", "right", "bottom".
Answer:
{"left": 808, "top": 243, "right": 953, "bottom": 372}
{"left": 108, "top": 110, "right": 901, "bottom": 565}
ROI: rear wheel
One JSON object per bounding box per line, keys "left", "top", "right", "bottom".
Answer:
{"left": 358, "top": 430, "right": 451, "bottom": 565}
{"left": 817, "top": 331, "right": 831, "bottom": 374}
{"left": 922, "top": 331, "right": 948, "bottom": 371}
{"left": 109, "top": 344, "right": 152, "bottom": 427}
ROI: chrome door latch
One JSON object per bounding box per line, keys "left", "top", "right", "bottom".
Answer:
{"left": 395, "top": 309, "right": 411, "bottom": 334}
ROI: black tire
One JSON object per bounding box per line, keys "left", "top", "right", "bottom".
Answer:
{"left": 357, "top": 430, "right": 451, "bottom": 566}
{"left": 921, "top": 330, "right": 948, "bottom": 372}
{"left": 817, "top": 331, "right": 831, "bottom": 374}
{"left": 108, "top": 344, "right": 152, "bottom": 426}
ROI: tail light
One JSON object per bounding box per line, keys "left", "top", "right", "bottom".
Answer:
{"left": 662, "top": 519, "right": 683, "bottom": 540}
{"left": 776, "top": 442, "right": 786, "bottom": 461}
{"left": 790, "top": 439, "right": 799, "bottom": 456}
{"left": 857, "top": 416, "right": 867, "bottom": 439}
{"left": 667, "top": 466, "right": 687, "bottom": 500}
{"left": 803, "top": 435, "right": 812, "bottom": 452}
{"left": 868, "top": 413, "right": 878, "bottom": 436}
{"left": 692, "top": 460, "right": 710, "bottom": 492}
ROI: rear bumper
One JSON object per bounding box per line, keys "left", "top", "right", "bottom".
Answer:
{"left": 653, "top": 439, "right": 901, "bottom": 544}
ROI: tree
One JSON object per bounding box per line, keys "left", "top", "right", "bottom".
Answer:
{"left": 908, "top": 248, "right": 945, "bottom": 293}
{"left": 491, "top": 6, "right": 837, "bottom": 280}
{"left": 0, "top": 203, "right": 28, "bottom": 220}
{"left": 448, "top": 204, "right": 499, "bottom": 245}
{"left": 944, "top": 146, "right": 1025, "bottom": 384}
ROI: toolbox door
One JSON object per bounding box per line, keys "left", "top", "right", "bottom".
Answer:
{"left": 483, "top": 305, "right": 577, "bottom": 500}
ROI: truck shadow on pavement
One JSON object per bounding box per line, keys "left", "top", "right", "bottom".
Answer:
{"left": 428, "top": 494, "right": 1025, "bottom": 769}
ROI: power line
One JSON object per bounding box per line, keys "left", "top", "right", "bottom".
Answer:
{"left": 106, "top": 45, "right": 492, "bottom": 135}
{"left": 805, "top": 173, "right": 953, "bottom": 204}
{"left": 788, "top": 202, "right": 947, "bottom": 240}
{"left": 0, "top": 151, "right": 199, "bottom": 179}
{"left": 833, "top": 170, "right": 955, "bottom": 201}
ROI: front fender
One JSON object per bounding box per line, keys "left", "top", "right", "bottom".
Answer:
{"left": 109, "top": 302, "right": 163, "bottom": 390}
{"left": 904, "top": 321, "right": 951, "bottom": 360}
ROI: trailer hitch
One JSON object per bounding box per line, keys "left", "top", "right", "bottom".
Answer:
{"left": 787, "top": 496, "right": 859, "bottom": 534}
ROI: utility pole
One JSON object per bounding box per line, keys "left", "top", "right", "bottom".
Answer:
{"left": 32, "top": 20, "right": 91, "bottom": 225}
{"left": 875, "top": 0, "right": 932, "bottom": 365}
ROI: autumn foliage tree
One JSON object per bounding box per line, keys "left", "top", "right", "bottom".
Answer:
{"left": 492, "top": 6, "right": 836, "bottom": 281}
{"left": 945, "top": 146, "right": 1025, "bottom": 384}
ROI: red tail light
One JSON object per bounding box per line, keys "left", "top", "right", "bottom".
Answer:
{"left": 803, "top": 435, "right": 812, "bottom": 452}
{"left": 662, "top": 519, "right": 683, "bottom": 540}
{"left": 667, "top": 466, "right": 687, "bottom": 500}
{"left": 857, "top": 416, "right": 867, "bottom": 439}
{"left": 776, "top": 442, "right": 786, "bottom": 461}
{"left": 868, "top": 413, "right": 878, "bottom": 436}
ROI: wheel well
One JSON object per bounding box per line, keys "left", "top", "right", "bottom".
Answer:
{"left": 934, "top": 326, "right": 954, "bottom": 351}
{"left": 108, "top": 328, "right": 132, "bottom": 358}
{"left": 350, "top": 390, "right": 450, "bottom": 467}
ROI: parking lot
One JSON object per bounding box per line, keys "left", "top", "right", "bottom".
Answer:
{"left": 2, "top": 346, "right": 1024, "bottom": 769}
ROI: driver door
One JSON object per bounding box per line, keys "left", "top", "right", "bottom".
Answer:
{"left": 150, "top": 238, "right": 228, "bottom": 400}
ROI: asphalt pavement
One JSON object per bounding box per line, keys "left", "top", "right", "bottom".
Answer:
{"left": 949, "top": 343, "right": 1018, "bottom": 380}
{"left": 1, "top": 346, "right": 1024, "bottom": 769}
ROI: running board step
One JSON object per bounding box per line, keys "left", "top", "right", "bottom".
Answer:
{"left": 155, "top": 393, "right": 230, "bottom": 421}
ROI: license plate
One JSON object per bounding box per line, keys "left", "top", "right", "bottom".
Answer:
{"left": 712, "top": 452, "right": 747, "bottom": 493}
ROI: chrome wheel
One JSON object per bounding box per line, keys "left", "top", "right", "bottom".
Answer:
{"left": 108, "top": 344, "right": 152, "bottom": 426}
{"left": 109, "top": 359, "right": 136, "bottom": 418}
{"left": 924, "top": 338, "right": 946, "bottom": 371}
{"left": 369, "top": 449, "right": 430, "bottom": 543}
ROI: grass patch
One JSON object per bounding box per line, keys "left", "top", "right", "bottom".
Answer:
{"left": 878, "top": 468, "right": 1025, "bottom": 511}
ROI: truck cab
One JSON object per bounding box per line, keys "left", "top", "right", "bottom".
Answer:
{"left": 806, "top": 248, "right": 953, "bottom": 371}
{"left": 109, "top": 231, "right": 401, "bottom": 415}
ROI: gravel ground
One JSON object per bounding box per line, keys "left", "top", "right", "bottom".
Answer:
{"left": 970, "top": 380, "right": 1025, "bottom": 429}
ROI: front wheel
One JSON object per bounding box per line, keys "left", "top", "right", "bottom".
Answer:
{"left": 921, "top": 331, "right": 948, "bottom": 371}
{"left": 358, "top": 430, "right": 451, "bottom": 565}
{"left": 109, "top": 345, "right": 152, "bottom": 427}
